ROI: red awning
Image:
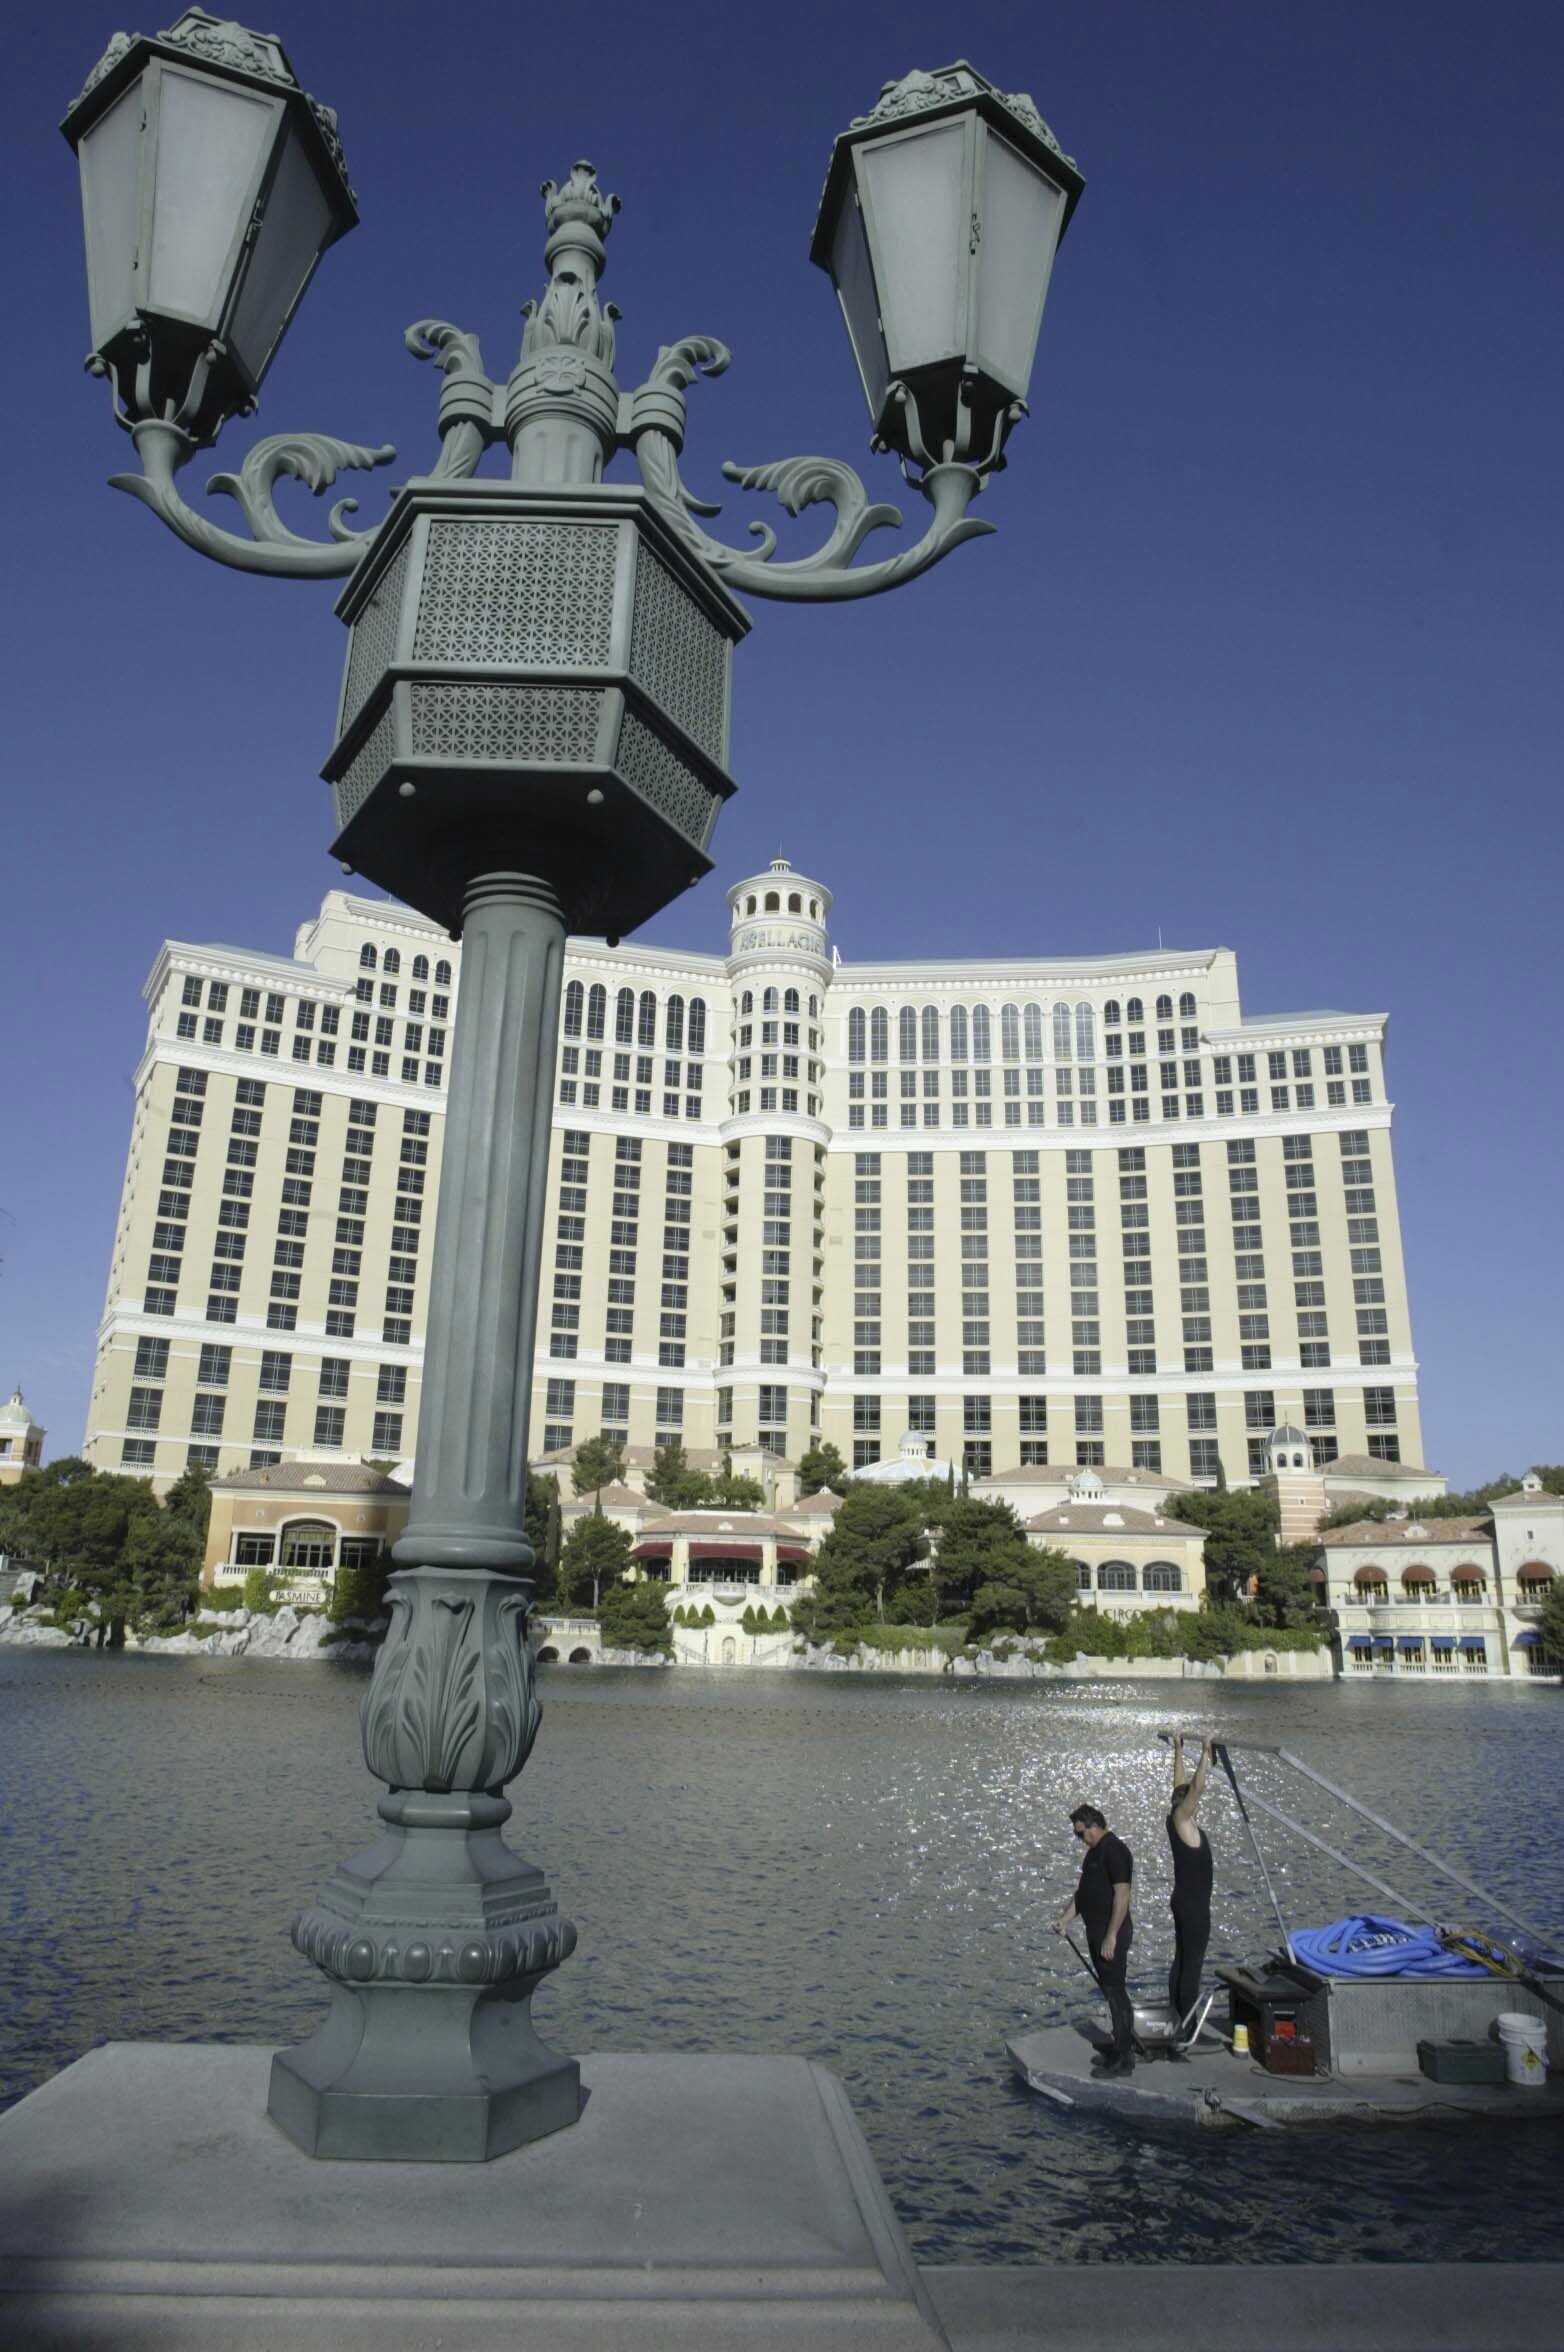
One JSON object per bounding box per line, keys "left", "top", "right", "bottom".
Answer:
{"left": 631, "top": 1540, "right": 672, "bottom": 1559}
{"left": 687, "top": 1541, "right": 763, "bottom": 1561}
{"left": 1353, "top": 1567, "right": 1388, "bottom": 1586}
{"left": 776, "top": 1545, "right": 812, "bottom": 1563}
{"left": 1451, "top": 1564, "right": 1487, "bottom": 1584}
{"left": 1400, "top": 1566, "right": 1435, "bottom": 1584}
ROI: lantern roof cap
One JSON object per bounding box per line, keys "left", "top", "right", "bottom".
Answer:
{"left": 811, "top": 58, "right": 1084, "bottom": 274}
{"left": 64, "top": 9, "right": 354, "bottom": 206}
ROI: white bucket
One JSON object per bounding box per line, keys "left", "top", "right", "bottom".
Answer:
{"left": 1496, "top": 2012, "right": 1548, "bottom": 2089}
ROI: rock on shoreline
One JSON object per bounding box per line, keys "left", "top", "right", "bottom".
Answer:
{"left": 0, "top": 1602, "right": 383, "bottom": 1665}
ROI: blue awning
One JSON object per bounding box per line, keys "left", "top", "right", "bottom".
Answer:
{"left": 1347, "top": 1635, "right": 1373, "bottom": 1649}
{"left": 1460, "top": 1636, "right": 1487, "bottom": 1651}
{"left": 1513, "top": 1629, "right": 1541, "bottom": 1647}
{"left": 1397, "top": 1636, "right": 1423, "bottom": 1651}
{"left": 1372, "top": 1635, "right": 1394, "bottom": 1648}
{"left": 1430, "top": 1636, "right": 1455, "bottom": 1649}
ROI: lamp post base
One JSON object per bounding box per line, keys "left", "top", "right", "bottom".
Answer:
{"left": 268, "top": 2006, "right": 581, "bottom": 2163}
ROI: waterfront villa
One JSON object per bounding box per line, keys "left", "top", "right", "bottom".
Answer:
{"left": 202, "top": 1456, "right": 410, "bottom": 1606}
{"left": 1321, "top": 1474, "right": 1561, "bottom": 1681}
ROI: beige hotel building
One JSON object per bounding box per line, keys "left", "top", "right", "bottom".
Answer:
{"left": 83, "top": 857, "right": 1423, "bottom": 1493}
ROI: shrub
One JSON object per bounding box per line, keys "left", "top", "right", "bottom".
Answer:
{"left": 330, "top": 1550, "right": 390, "bottom": 1624}
{"left": 201, "top": 1586, "right": 247, "bottom": 1613}
{"left": 242, "top": 1566, "right": 278, "bottom": 1614}
{"left": 699, "top": 1602, "right": 715, "bottom": 1627}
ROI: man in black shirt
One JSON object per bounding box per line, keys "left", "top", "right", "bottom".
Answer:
{"left": 1167, "top": 1735, "right": 1215, "bottom": 2029}
{"left": 1054, "top": 1804, "right": 1135, "bottom": 2075}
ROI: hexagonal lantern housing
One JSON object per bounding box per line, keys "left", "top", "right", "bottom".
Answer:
{"left": 325, "top": 482, "right": 749, "bottom": 937}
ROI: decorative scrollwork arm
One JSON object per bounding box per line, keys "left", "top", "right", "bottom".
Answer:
{"left": 624, "top": 336, "right": 995, "bottom": 603}
{"left": 109, "top": 416, "right": 396, "bottom": 579}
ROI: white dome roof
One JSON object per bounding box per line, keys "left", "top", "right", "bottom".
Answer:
{"left": 0, "top": 1389, "right": 39, "bottom": 1432}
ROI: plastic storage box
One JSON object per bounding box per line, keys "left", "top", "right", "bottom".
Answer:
{"left": 1417, "top": 2038, "right": 1509, "bottom": 2085}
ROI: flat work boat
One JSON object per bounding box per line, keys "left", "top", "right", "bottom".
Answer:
{"left": 1010, "top": 1740, "right": 1564, "bottom": 2130}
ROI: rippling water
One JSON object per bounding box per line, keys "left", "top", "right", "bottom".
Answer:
{"left": 2, "top": 1651, "right": 1561, "bottom": 2264}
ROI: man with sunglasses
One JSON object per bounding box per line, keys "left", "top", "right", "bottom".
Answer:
{"left": 1053, "top": 1805, "right": 1136, "bottom": 2075}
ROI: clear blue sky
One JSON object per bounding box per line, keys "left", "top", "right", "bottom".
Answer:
{"left": 6, "top": 1, "right": 1561, "bottom": 1487}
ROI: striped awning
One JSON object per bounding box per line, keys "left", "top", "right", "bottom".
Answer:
{"left": 1460, "top": 1636, "right": 1487, "bottom": 1650}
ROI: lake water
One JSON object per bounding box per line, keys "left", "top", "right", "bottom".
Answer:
{"left": 2, "top": 1649, "right": 1561, "bottom": 2265}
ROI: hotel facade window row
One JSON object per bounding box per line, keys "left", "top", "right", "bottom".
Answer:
{"left": 82, "top": 856, "right": 1424, "bottom": 1494}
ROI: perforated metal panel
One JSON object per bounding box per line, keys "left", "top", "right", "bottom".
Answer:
{"left": 409, "top": 682, "right": 605, "bottom": 764}
{"left": 334, "top": 702, "right": 397, "bottom": 829}
{"left": 411, "top": 521, "right": 619, "bottom": 668}
{"left": 629, "top": 544, "right": 728, "bottom": 761}
{"left": 618, "top": 710, "right": 722, "bottom": 851}
{"left": 341, "top": 536, "right": 409, "bottom": 733}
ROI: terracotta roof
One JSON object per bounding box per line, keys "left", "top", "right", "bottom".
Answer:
{"left": 633, "top": 1509, "right": 803, "bottom": 1538}
{"left": 975, "top": 1463, "right": 1192, "bottom": 1491}
{"left": 1323, "top": 1454, "right": 1441, "bottom": 1481}
{"left": 1491, "top": 1486, "right": 1563, "bottom": 1508}
{"left": 1023, "top": 1503, "right": 1202, "bottom": 1538}
{"left": 560, "top": 1481, "right": 649, "bottom": 1511}
{"left": 1321, "top": 1516, "right": 1493, "bottom": 1548}
{"left": 789, "top": 1490, "right": 845, "bottom": 1517}
{"left": 211, "top": 1459, "right": 409, "bottom": 1496}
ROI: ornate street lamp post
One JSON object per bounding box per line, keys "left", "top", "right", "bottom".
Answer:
{"left": 64, "top": 17, "right": 1084, "bottom": 2162}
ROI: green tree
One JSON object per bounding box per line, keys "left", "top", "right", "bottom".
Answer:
{"left": 928, "top": 1497, "right": 1044, "bottom": 1618}
{"left": 1165, "top": 1487, "right": 1280, "bottom": 1605}
{"left": 560, "top": 1505, "right": 633, "bottom": 1608}
{"left": 645, "top": 1439, "right": 710, "bottom": 1508}
{"left": 598, "top": 1575, "right": 673, "bottom": 1655}
{"left": 809, "top": 1483, "right": 926, "bottom": 1624}
{"left": 1251, "top": 1539, "right": 1324, "bottom": 1629}
{"left": 330, "top": 1547, "right": 390, "bottom": 1623}
{"left": 798, "top": 1443, "right": 847, "bottom": 1498}
{"left": 571, "top": 1432, "right": 625, "bottom": 1498}
{"left": 162, "top": 1463, "right": 212, "bottom": 1550}
{"left": 524, "top": 1470, "right": 562, "bottom": 1601}
{"left": 708, "top": 1465, "right": 765, "bottom": 1508}
{"left": 121, "top": 1491, "right": 202, "bottom": 1633}
{"left": 966, "top": 1544, "right": 1078, "bottom": 1641}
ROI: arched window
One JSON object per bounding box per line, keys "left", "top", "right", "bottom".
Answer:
{"left": 971, "top": 1005, "right": 992, "bottom": 1061}
{"left": 638, "top": 990, "right": 656, "bottom": 1048}
{"left": 950, "top": 1006, "right": 968, "bottom": 1061}
{"left": 922, "top": 1006, "right": 940, "bottom": 1062}
{"left": 359, "top": 944, "right": 377, "bottom": 969}
{"left": 281, "top": 1519, "right": 336, "bottom": 1570}
{"left": 1023, "top": 1002, "right": 1044, "bottom": 1061}
{"left": 1143, "top": 1562, "right": 1183, "bottom": 1593}
{"left": 412, "top": 955, "right": 429, "bottom": 981}
{"left": 899, "top": 1007, "right": 918, "bottom": 1062}
{"left": 848, "top": 1008, "right": 867, "bottom": 1063}
{"left": 1179, "top": 992, "right": 1196, "bottom": 1018}
{"left": 764, "top": 891, "right": 780, "bottom": 911}
{"left": 1518, "top": 1562, "right": 1555, "bottom": 1590}
{"left": 586, "top": 983, "right": 606, "bottom": 1040}
{"left": 1053, "top": 1004, "right": 1073, "bottom": 1061}
{"left": 809, "top": 899, "right": 819, "bottom": 917}
{"left": 1001, "top": 1004, "right": 1021, "bottom": 1061}
{"left": 1075, "top": 1004, "right": 1096, "bottom": 1063}
{"left": 1156, "top": 994, "right": 1173, "bottom": 1020}
{"left": 1125, "top": 997, "right": 1143, "bottom": 1023}
{"left": 1099, "top": 1561, "right": 1137, "bottom": 1592}
{"left": 788, "top": 892, "right": 802, "bottom": 913}
{"left": 1104, "top": 999, "right": 1121, "bottom": 1026}
{"left": 435, "top": 960, "right": 452, "bottom": 987}
{"left": 688, "top": 998, "right": 707, "bottom": 1055}
{"left": 615, "top": 987, "right": 635, "bottom": 1045}
{"left": 869, "top": 1007, "right": 889, "bottom": 1062}
{"left": 383, "top": 949, "right": 400, "bottom": 976}
{"left": 741, "top": 990, "right": 754, "bottom": 1016}
{"left": 1075, "top": 1560, "right": 1092, "bottom": 1591}
{"left": 665, "top": 995, "right": 685, "bottom": 1052}
{"left": 563, "top": 980, "right": 584, "bottom": 1037}
{"left": 809, "top": 996, "right": 820, "bottom": 1019}
{"left": 763, "top": 987, "right": 779, "bottom": 1014}
{"left": 745, "top": 895, "right": 756, "bottom": 914}
{"left": 784, "top": 987, "right": 799, "bottom": 1014}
